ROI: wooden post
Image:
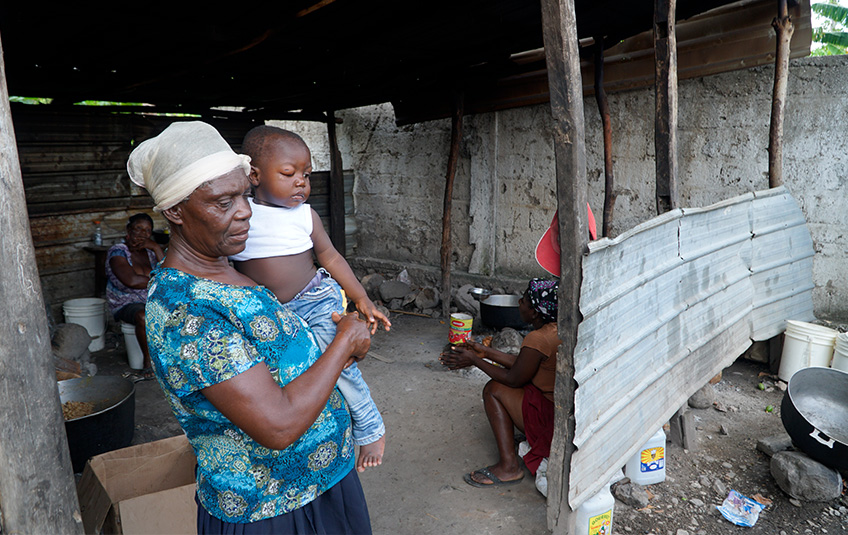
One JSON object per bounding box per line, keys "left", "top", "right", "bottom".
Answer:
{"left": 768, "top": 0, "right": 794, "bottom": 188}
{"left": 539, "top": 0, "right": 588, "bottom": 532}
{"left": 327, "top": 110, "right": 346, "bottom": 255}
{"left": 594, "top": 36, "right": 616, "bottom": 238}
{"left": 440, "top": 93, "right": 464, "bottom": 320}
{"left": 0, "top": 40, "right": 84, "bottom": 534}
{"left": 654, "top": 0, "right": 679, "bottom": 215}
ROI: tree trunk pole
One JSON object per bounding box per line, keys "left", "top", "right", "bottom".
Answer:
{"left": 327, "top": 110, "right": 347, "bottom": 255}
{"left": 440, "top": 93, "right": 464, "bottom": 320}
{"left": 594, "top": 36, "right": 616, "bottom": 238}
{"left": 654, "top": 0, "right": 679, "bottom": 215}
{"left": 539, "top": 0, "right": 588, "bottom": 532}
{"left": 0, "top": 39, "right": 84, "bottom": 535}
{"left": 768, "top": 0, "right": 794, "bottom": 188}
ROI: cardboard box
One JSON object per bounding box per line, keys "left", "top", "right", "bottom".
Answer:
{"left": 77, "top": 434, "right": 197, "bottom": 535}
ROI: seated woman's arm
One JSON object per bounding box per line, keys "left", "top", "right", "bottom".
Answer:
{"left": 109, "top": 256, "right": 150, "bottom": 289}
{"left": 201, "top": 312, "right": 370, "bottom": 451}
{"left": 441, "top": 342, "right": 545, "bottom": 389}
{"left": 145, "top": 238, "right": 165, "bottom": 262}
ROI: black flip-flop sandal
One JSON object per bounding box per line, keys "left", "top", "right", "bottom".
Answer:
{"left": 463, "top": 467, "right": 524, "bottom": 488}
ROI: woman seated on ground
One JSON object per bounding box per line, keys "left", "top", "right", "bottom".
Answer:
{"left": 105, "top": 212, "right": 165, "bottom": 379}
{"left": 440, "top": 279, "right": 561, "bottom": 487}
{"left": 128, "top": 121, "right": 373, "bottom": 534}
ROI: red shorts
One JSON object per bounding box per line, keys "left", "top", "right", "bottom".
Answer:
{"left": 521, "top": 383, "right": 555, "bottom": 475}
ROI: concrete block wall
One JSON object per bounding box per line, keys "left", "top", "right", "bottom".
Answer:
{"left": 282, "top": 56, "right": 848, "bottom": 321}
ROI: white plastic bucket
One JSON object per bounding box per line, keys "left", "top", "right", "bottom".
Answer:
{"left": 121, "top": 322, "right": 144, "bottom": 370}
{"left": 832, "top": 333, "right": 848, "bottom": 373}
{"left": 778, "top": 320, "right": 837, "bottom": 382}
{"left": 63, "top": 298, "right": 106, "bottom": 352}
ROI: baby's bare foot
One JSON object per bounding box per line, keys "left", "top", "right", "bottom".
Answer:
{"left": 356, "top": 435, "right": 385, "bottom": 472}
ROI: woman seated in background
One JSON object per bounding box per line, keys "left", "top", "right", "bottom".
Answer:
{"left": 128, "top": 120, "right": 373, "bottom": 534}
{"left": 105, "top": 212, "right": 164, "bottom": 379}
{"left": 440, "top": 279, "right": 561, "bottom": 488}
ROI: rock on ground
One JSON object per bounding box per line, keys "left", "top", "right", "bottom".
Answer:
{"left": 770, "top": 451, "right": 843, "bottom": 502}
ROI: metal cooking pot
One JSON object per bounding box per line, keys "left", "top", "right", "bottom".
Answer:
{"left": 58, "top": 375, "right": 136, "bottom": 473}
{"left": 780, "top": 366, "right": 848, "bottom": 471}
{"left": 480, "top": 294, "right": 527, "bottom": 330}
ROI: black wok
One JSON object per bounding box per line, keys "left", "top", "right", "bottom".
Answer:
{"left": 780, "top": 366, "right": 848, "bottom": 471}
{"left": 58, "top": 375, "right": 135, "bottom": 473}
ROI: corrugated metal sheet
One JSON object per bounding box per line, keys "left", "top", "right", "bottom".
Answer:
{"left": 568, "top": 186, "right": 814, "bottom": 508}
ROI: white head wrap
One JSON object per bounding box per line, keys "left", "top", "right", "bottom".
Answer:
{"left": 127, "top": 121, "right": 251, "bottom": 212}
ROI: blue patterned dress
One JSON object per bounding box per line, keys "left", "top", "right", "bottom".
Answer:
{"left": 145, "top": 267, "right": 354, "bottom": 523}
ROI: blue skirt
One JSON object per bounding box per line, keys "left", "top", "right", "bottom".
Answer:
{"left": 197, "top": 469, "right": 371, "bottom": 535}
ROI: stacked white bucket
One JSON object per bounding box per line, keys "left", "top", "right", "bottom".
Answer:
{"left": 778, "top": 320, "right": 839, "bottom": 382}
{"left": 833, "top": 332, "right": 848, "bottom": 373}
{"left": 63, "top": 298, "right": 107, "bottom": 352}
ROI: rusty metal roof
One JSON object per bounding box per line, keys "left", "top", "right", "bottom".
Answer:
{"left": 0, "top": 1, "right": 785, "bottom": 120}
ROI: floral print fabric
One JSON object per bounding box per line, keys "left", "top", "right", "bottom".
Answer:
{"left": 145, "top": 267, "right": 354, "bottom": 523}
{"left": 105, "top": 243, "right": 158, "bottom": 315}
{"left": 526, "top": 278, "right": 558, "bottom": 324}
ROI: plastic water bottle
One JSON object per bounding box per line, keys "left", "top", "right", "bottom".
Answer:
{"left": 625, "top": 428, "right": 667, "bottom": 485}
{"left": 92, "top": 221, "right": 102, "bottom": 246}
{"left": 575, "top": 483, "right": 614, "bottom": 535}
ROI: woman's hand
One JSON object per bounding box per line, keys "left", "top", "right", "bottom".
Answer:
{"left": 439, "top": 341, "right": 484, "bottom": 370}
{"left": 354, "top": 297, "right": 392, "bottom": 334}
{"left": 332, "top": 311, "right": 371, "bottom": 361}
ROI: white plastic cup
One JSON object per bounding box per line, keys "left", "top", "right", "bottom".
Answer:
{"left": 63, "top": 298, "right": 107, "bottom": 352}
{"left": 625, "top": 428, "right": 667, "bottom": 485}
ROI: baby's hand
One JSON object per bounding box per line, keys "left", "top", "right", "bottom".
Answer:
{"left": 355, "top": 297, "right": 392, "bottom": 335}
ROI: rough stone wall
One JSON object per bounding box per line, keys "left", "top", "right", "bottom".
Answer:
{"left": 282, "top": 56, "right": 848, "bottom": 321}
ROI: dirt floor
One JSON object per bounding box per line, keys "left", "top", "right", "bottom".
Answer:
{"left": 89, "top": 313, "right": 847, "bottom": 534}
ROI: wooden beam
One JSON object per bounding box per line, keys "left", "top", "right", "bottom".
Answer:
{"left": 0, "top": 38, "right": 84, "bottom": 535}
{"left": 539, "top": 0, "right": 589, "bottom": 532}
{"left": 768, "top": 0, "right": 794, "bottom": 188}
{"left": 654, "top": 0, "right": 680, "bottom": 215}
{"left": 594, "top": 36, "right": 616, "bottom": 238}
{"left": 327, "top": 110, "right": 346, "bottom": 255}
{"left": 440, "top": 93, "right": 464, "bottom": 320}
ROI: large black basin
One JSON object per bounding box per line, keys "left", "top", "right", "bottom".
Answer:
{"left": 58, "top": 376, "right": 135, "bottom": 473}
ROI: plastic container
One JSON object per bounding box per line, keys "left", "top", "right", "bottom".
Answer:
{"left": 575, "top": 483, "right": 614, "bottom": 535}
{"left": 92, "top": 220, "right": 102, "bottom": 246}
{"left": 625, "top": 428, "right": 666, "bottom": 485}
{"left": 778, "top": 320, "right": 838, "bottom": 381}
{"left": 832, "top": 333, "right": 848, "bottom": 373}
{"left": 448, "top": 313, "right": 473, "bottom": 344}
{"left": 122, "top": 322, "right": 144, "bottom": 370}
{"left": 63, "top": 298, "right": 107, "bottom": 352}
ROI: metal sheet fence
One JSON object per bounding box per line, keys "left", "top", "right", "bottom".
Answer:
{"left": 567, "top": 186, "right": 815, "bottom": 508}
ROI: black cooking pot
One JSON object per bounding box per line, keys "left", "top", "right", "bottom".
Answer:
{"left": 780, "top": 367, "right": 848, "bottom": 471}
{"left": 480, "top": 294, "right": 528, "bottom": 330}
{"left": 58, "top": 376, "right": 136, "bottom": 473}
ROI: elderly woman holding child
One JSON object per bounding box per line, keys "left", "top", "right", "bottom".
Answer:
{"left": 128, "top": 121, "right": 372, "bottom": 534}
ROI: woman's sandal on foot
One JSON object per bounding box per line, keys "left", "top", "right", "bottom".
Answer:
{"left": 463, "top": 467, "right": 524, "bottom": 488}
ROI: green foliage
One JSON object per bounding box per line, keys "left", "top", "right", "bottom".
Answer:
{"left": 812, "top": 2, "right": 848, "bottom": 55}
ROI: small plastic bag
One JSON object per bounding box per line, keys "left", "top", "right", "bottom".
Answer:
{"left": 716, "top": 489, "right": 765, "bottom": 527}
{"left": 535, "top": 458, "right": 548, "bottom": 497}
